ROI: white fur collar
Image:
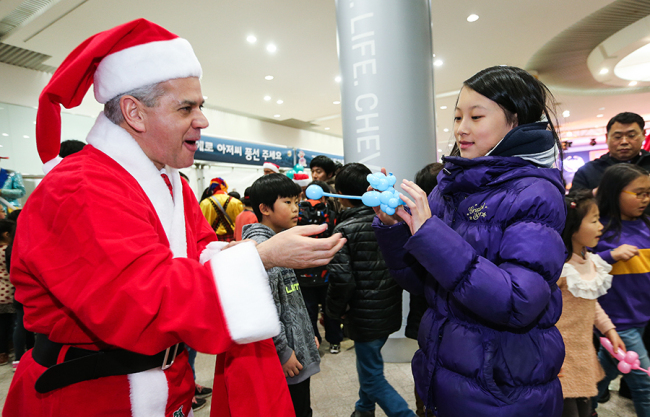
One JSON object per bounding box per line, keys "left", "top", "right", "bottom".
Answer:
{"left": 86, "top": 112, "right": 187, "bottom": 258}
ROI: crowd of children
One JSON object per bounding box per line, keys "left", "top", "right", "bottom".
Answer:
{"left": 6, "top": 64, "right": 649, "bottom": 417}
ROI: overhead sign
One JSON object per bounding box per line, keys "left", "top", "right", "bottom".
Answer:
{"left": 195, "top": 135, "right": 294, "bottom": 168}
{"left": 295, "top": 149, "right": 345, "bottom": 168}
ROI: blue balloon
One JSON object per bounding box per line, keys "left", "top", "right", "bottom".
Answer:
{"left": 377, "top": 178, "right": 389, "bottom": 191}
{"left": 388, "top": 197, "right": 399, "bottom": 208}
{"left": 286, "top": 169, "right": 296, "bottom": 179}
{"left": 362, "top": 191, "right": 381, "bottom": 207}
{"left": 294, "top": 164, "right": 304, "bottom": 172}
{"left": 379, "top": 191, "right": 393, "bottom": 205}
{"left": 306, "top": 184, "right": 324, "bottom": 200}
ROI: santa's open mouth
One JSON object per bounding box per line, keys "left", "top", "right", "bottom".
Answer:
{"left": 184, "top": 140, "right": 198, "bottom": 151}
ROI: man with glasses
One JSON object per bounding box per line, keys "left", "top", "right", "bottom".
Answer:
{"left": 572, "top": 112, "right": 649, "bottom": 192}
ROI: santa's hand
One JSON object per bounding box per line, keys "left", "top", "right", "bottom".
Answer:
{"left": 398, "top": 179, "right": 431, "bottom": 235}
{"left": 257, "top": 224, "right": 346, "bottom": 270}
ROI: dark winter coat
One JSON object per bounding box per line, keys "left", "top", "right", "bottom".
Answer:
{"left": 326, "top": 205, "right": 402, "bottom": 342}
{"left": 572, "top": 150, "right": 650, "bottom": 191}
{"left": 374, "top": 156, "right": 566, "bottom": 417}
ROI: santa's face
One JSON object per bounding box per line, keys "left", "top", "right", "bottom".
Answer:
{"left": 138, "top": 77, "right": 208, "bottom": 170}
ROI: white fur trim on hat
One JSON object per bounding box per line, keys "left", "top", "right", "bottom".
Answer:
{"left": 94, "top": 38, "right": 202, "bottom": 103}
{"left": 263, "top": 162, "right": 279, "bottom": 173}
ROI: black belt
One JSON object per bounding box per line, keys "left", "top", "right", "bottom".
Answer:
{"left": 32, "top": 334, "right": 184, "bottom": 393}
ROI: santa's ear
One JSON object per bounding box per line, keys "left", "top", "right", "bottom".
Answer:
{"left": 120, "top": 96, "right": 146, "bottom": 133}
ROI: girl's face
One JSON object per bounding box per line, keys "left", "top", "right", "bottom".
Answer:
{"left": 620, "top": 175, "right": 650, "bottom": 220}
{"left": 454, "top": 87, "right": 516, "bottom": 159}
{"left": 572, "top": 203, "right": 603, "bottom": 253}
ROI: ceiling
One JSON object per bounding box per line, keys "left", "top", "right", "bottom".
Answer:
{"left": 2, "top": 0, "right": 650, "bottom": 151}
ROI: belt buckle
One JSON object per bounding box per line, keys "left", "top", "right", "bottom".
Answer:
{"left": 161, "top": 344, "right": 179, "bottom": 370}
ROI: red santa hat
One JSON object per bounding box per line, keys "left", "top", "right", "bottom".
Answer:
{"left": 37, "top": 18, "right": 202, "bottom": 173}
{"left": 292, "top": 172, "right": 311, "bottom": 187}
{"left": 263, "top": 162, "right": 280, "bottom": 173}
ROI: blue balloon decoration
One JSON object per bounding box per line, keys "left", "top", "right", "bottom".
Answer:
{"left": 286, "top": 169, "right": 296, "bottom": 179}
{"left": 300, "top": 171, "right": 404, "bottom": 214}
{"left": 294, "top": 164, "right": 304, "bottom": 172}
{"left": 362, "top": 191, "right": 381, "bottom": 207}
{"left": 306, "top": 184, "right": 324, "bottom": 200}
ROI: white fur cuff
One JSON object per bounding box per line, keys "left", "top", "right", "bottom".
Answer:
{"left": 208, "top": 241, "right": 280, "bottom": 344}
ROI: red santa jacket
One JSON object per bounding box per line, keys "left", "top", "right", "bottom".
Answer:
{"left": 5, "top": 113, "right": 293, "bottom": 417}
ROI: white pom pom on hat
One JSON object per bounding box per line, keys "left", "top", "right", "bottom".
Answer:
{"left": 36, "top": 19, "right": 202, "bottom": 173}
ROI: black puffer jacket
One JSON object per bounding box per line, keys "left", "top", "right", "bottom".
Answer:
{"left": 326, "top": 205, "right": 402, "bottom": 342}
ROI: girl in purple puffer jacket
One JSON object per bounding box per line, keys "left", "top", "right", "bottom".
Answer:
{"left": 373, "top": 66, "right": 566, "bottom": 417}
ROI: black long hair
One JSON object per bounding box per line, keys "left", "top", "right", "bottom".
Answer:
{"left": 597, "top": 164, "right": 650, "bottom": 239}
{"left": 562, "top": 190, "right": 596, "bottom": 261}
{"left": 450, "top": 66, "right": 562, "bottom": 165}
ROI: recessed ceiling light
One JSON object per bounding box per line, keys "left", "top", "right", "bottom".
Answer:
{"left": 276, "top": 99, "right": 283, "bottom": 104}
{"left": 448, "top": 143, "right": 453, "bottom": 147}
{"left": 467, "top": 14, "right": 479, "bottom": 22}
{"left": 438, "top": 149, "right": 443, "bottom": 152}
{"left": 266, "top": 44, "right": 277, "bottom": 53}
{"left": 333, "top": 101, "right": 341, "bottom": 105}
{"left": 432, "top": 54, "right": 436, "bottom": 57}
{"left": 265, "top": 75, "right": 274, "bottom": 80}
{"left": 566, "top": 131, "right": 573, "bottom": 137}
{"left": 247, "top": 35, "right": 257, "bottom": 44}
{"left": 443, "top": 128, "right": 449, "bottom": 132}
{"left": 274, "top": 114, "right": 281, "bottom": 118}
{"left": 1, "top": 133, "right": 7, "bottom": 137}
{"left": 562, "top": 110, "right": 570, "bottom": 117}
{"left": 325, "top": 127, "right": 330, "bottom": 130}
{"left": 440, "top": 106, "right": 447, "bottom": 110}
{"left": 23, "top": 135, "right": 29, "bottom": 138}
{"left": 335, "top": 76, "right": 342, "bottom": 83}
{"left": 434, "top": 59, "right": 443, "bottom": 67}
{"left": 629, "top": 81, "right": 638, "bottom": 86}
{"left": 599, "top": 107, "right": 605, "bottom": 110}
{"left": 33, "top": 121, "right": 36, "bottom": 124}
{"left": 597, "top": 114, "right": 604, "bottom": 118}
{"left": 599, "top": 68, "right": 609, "bottom": 75}
{"left": 264, "top": 96, "right": 271, "bottom": 101}
{"left": 203, "top": 96, "right": 208, "bottom": 100}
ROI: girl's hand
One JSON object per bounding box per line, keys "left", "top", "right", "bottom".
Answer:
{"left": 371, "top": 168, "right": 404, "bottom": 226}
{"left": 611, "top": 244, "right": 640, "bottom": 261}
{"left": 398, "top": 179, "right": 431, "bottom": 235}
{"left": 604, "top": 329, "right": 626, "bottom": 355}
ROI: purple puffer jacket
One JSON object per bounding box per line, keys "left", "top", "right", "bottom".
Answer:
{"left": 374, "top": 156, "right": 566, "bottom": 417}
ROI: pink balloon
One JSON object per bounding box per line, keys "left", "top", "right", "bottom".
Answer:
{"left": 618, "top": 361, "right": 632, "bottom": 374}
{"left": 625, "top": 351, "right": 639, "bottom": 364}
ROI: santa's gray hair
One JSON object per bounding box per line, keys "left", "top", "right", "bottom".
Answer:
{"left": 104, "top": 82, "right": 166, "bottom": 125}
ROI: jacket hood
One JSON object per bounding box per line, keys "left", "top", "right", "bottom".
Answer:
{"left": 439, "top": 155, "right": 565, "bottom": 197}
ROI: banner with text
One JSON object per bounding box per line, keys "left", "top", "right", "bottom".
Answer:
{"left": 195, "top": 135, "right": 294, "bottom": 168}
{"left": 295, "top": 149, "right": 345, "bottom": 168}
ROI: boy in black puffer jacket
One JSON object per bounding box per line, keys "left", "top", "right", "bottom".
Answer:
{"left": 326, "top": 163, "right": 414, "bottom": 417}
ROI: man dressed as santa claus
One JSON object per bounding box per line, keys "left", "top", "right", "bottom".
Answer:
{"left": 3, "top": 19, "right": 345, "bottom": 417}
